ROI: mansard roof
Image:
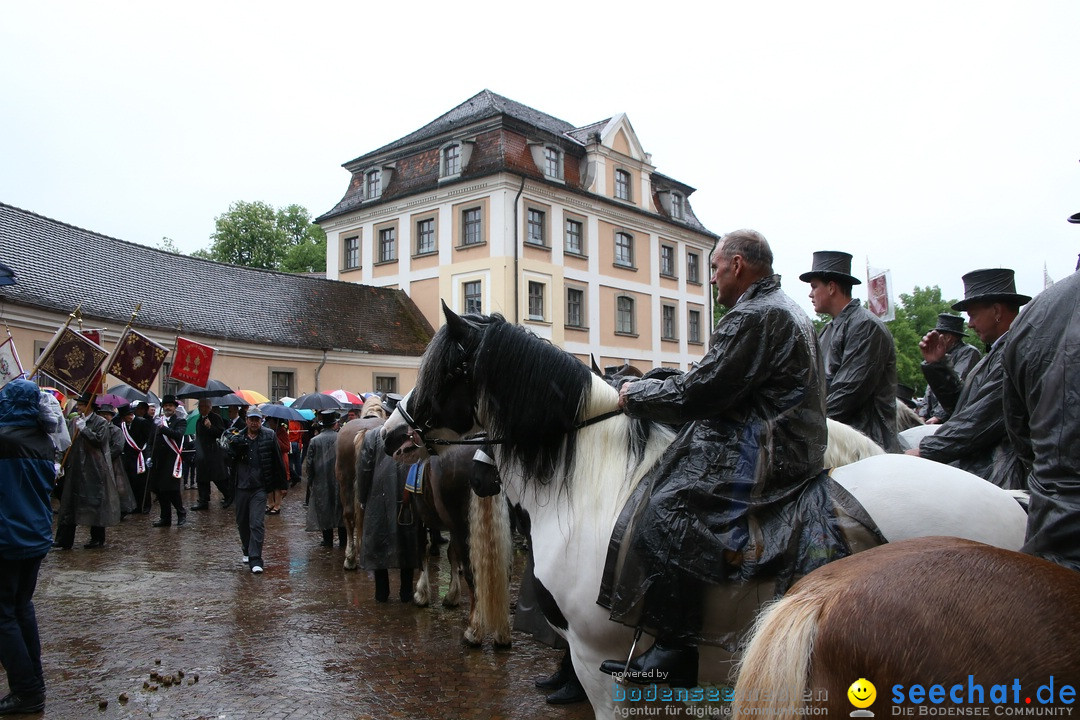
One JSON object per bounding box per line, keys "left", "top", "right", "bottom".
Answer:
{"left": 319, "top": 91, "right": 717, "bottom": 238}
{"left": 0, "top": 202, "right": 433, "bottom": 355}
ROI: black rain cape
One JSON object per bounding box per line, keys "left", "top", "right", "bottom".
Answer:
{"left": 597, "top": 276, "right": 883, "bottom": 649}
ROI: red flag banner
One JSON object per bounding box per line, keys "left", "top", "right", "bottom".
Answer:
{"left": 36, "top": 327, "right": 109, "bottom": 395}
{"left": 0, "top": 336, "right": 25, "bottom": 390}
{"left": 108, "top": 328, "right": 169, "bottom": 393}
{"left": 866, "top": 265, "right": 895, "bottom": 322}
{"left": 80, "top": 329, "right": 103, "bottom": 345}
{"left": 169, "top": 336, "right": 216, "bottom": 388}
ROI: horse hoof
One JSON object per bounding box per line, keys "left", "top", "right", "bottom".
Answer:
{"left": 441, "top": 597, "right": 460, "bottom": 608}
{"left": 493, "top": 639, "right": 512, "bottom": 651}
{"left": 462, "top": 632, "right": 483, "bottom": 648}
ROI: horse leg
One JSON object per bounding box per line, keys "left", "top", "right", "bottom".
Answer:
{"left": 412, "top": 521, "right": 434, "bottom": 606}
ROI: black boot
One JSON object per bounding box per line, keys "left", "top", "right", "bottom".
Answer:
{"left": 599, "top": 640, "right": 699, "bottom": 688}
{"left": 535, "top": 648, "right": 573, "bottom": 690}
{"left": 320, "top": 529, "right": 334, "bottom": 547}
{"left": 374, "top": 569, "right": 390, "bottom": 603}
{"left": 547, "top": 671, "right": 587, "bottom": 705}
{"left": 338, "top": 526, "right": 347, "bottom": 548}
{"left": 399, "top": 569, "right": 414, "bottom": 603}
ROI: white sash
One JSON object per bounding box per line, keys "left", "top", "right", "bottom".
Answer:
{"left": 122, "top": 421, "right": 146, "bottom": 474}
{"left": 163, "top": 434, "right": 184, "bottom": 478}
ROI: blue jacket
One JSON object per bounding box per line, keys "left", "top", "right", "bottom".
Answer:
{"left": 0, "top": 379, "right": 56, "bottom": 560}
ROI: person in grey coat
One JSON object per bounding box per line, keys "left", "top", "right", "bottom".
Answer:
{"left": 802, "top": 250, "right": 900, "bottom": 452}
{"left": 1003, "top": 264, "right": 1080, "bottom": 571}
{"left": 100, "top": 405, "right": 136, "bottom": 515}
{"left": 919, "top": 313, "right": 982, "bottom": 424}
{"left": 909, "top": 268, "right": 1030, "bottom": 490}
{"left": 358, "top": 414, "right": 419, "bottom": 603}
{"left": 54, "top": 393, "right": 122, "bottom": 549}
{"left": 304, "top": 415, "right": 344, "bottom": 547}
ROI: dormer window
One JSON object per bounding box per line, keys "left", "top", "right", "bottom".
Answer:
{"left": 442, "top": 144, "right": 461, "bottom": 177}
{"left": 615, "top": 169, "right": 632, "bottom": 201}
{"left": 671, "top": 192, "right": 684, "bottom": 220}
{"left": 365, "top": 169, "right": 382, "bottom": 200}
{"left": 544, "top": 147, "right": 561, "bottom": 179}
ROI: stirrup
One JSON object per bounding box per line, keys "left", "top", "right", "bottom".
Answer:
{"left": 620, "top": 627, "right": 644, "bottom": 675}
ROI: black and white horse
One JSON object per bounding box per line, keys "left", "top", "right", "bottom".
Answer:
{"left": 382, "top": 306, "right": 1026, "bottom": 718}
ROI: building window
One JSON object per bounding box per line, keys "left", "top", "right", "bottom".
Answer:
{"left": 463, "top": 280, "right": 482, "bottom": 314}
{"left": 378, "top": 227, "right": 396, "bottom": 263}
{"left": 374, "top": 375, "right": 397, "bottom": 394}
{"left": 527, "top": 209, "right": 546, "bottom": 246}
{"left": 544, "top": 147, "right": 561, "bottom": 178}
{"left": 565, "top": 218, "right": 583, "bottom": 255}
{"left": 270, "top": 371, "right": 293, "bottom": 403}
{"left": 416, "top": 218, "right": 435, "bottom": 255}
{"left": 343, "top": 236, "right": 359, "bottom": 270}
{"left": 527, "top": 282, "right": 545, "bottom": 321}
{"left": 615, "top": 169, "right": 632, "bottom": 201}
{"left": 443, "top": 144, "right": 461, "bottom": 177}
{"left": 662, "top": 304, "right": 677, "bottom": 340}
{"left": 616, "top": 295, "right": 635, "bottom": 334}
{"left": 660, "top": 244, "right": 676, "bottom": 277}
{"left": 159, "top": 362, "right": 183, "bottom": 399}
{"left": 614, "top": 232, "right": 634, "bottom": 267}
{"left": 688, "top": 309, "right": 702, "bottom": 343}
{"left": 462, "top": 207, "right": 483, "bottom": 246}
{"left": 687, "top": 251, "right": 701, "bottom": 284}
{"left": 671, "top": 193, "right": 684, "bottom": 220}
{"left": 566, "top": 287, "right": 585, "bottom": 328}
{"left": 365, "top": 169, "right": 381, "bottom": 200}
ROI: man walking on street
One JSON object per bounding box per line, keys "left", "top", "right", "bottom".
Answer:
{"left": 228, "top": 407, "right": 287, "bottom": 574}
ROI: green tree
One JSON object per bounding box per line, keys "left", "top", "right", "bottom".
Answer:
{"left": 205, "top": 201, "right": 286, "bottom": 269}
{"left": 157, "top": 236, "right": 181, "bottom": 253}
{"left": 886, "top": 285, "right": 974, "bottom": 395}
{"left": 276, "top": 204, "right": 327, "bottom": 273}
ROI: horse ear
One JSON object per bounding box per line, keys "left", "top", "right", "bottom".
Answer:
{"left": 590, "top": 354, "right": 603, "bottom": 377}
{"left": 442, "top": 301, "right": 469, "bottom": 339}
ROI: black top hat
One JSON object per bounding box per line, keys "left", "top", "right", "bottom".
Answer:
{"left": 933, "top": 313, "right": 967, "bottom": 337}
{"left": 951, "top": 269, "right": 1031, "bottom": 311}
{"left": 97, "top": 404, "right": 117, "bottom": 416}
{"left": 160, "top": 394, "right": 179, "bottom": 407}
{"left": 383, "top": 393, "right": 403, "bottom": 411}
{"left": 896, "top": 383, "right": 916, "bottom": 409}
{"left": 117, "top": 404, "right": 134, "bottom": 417}
{"left": 799, "top": 251, "right": 862, "bottom": 285}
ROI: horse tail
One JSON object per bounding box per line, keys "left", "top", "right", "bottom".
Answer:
{"left": 468, "top": 491, "right": 512, "bottom": 646}
{"left": 733, "top": 589, "right": 824, "bottom": 717}
{"left": 824, "top": 418, "right": 884, "bottom": 468}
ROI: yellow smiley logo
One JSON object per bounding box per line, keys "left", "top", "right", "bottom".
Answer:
{"left": 848, "top": 678, "right": 876, "bottom": 709}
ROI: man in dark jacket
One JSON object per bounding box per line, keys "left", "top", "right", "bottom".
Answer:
{"left": 598, "top": 230, "right": 829, "bottom": 685}
{"left": 0, "top": 379, "right": 55, "bottom": 715}
{"left": 190, "top": 398, "right": 227, "bottom": 511}
{"left": 121, "top": 402, "right": 153, "bottom": 512}
{"left": 910, "top": 269, "right": 1030, "bottom": 490}
{"left": 919, "top": 314, "right": 982, "bottom": 424}
{"left": 148, "top": 395, "right": 188, "bottom": 527}
{"left": 228, "top": 407, "right": 287, "bottom": 574}
{"left": 802, "top": 250, "right": 899, "bottom": 452}
{"left": 1003, "top": 265, "right": 1080, "bottom": 571}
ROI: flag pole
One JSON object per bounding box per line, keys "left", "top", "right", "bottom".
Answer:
{"left": 28, "top": 304, "right": 81, "bottom": 378}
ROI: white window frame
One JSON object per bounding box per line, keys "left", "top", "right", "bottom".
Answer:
{"left": 527, "top": 281, "right": 546, "bottom": 321}
{"left": 616, "top": 295, "right": 636, "bottom": 335}
{"left": 377, "top": 227, "right": 396, "bottom": 263}
{"left": 688, "top": 308, "right": 703, "bottom": 344}
{"left": 614, "top": 232, "right": 634, "bottom": 268}
{"left": 687, "top": 251, "right": 701, "bottom": 285}
{"left": 615, "top": 169, "right": 632, "bottom": 201}
{"left": 661, "top": 303, "right": 678, "bottom": 341}
{"left": 660, "top": 244, "right": 676, "bottom": 277}
{"left": 365, "top": 169, "right": 382, "bottom": 200}
{"left": 564, "top": 217, "right": 584, "bottom": 256}
{"left": 343, "top": 235, "right": 360, "bottom": 270}
{"left": 462, "top": 207, "right": 483, "bottom": 246}
{"left": 526, "top": 208, "right": 546, "bottom": 246}
{"left": 463, "top": 280, "right": 482, "bottom": 314}
{"left": 415, "top": 218, "right": 436, "bottom": 256}
{"left": 566, "top": 286, "right": 586, "bottom": 329}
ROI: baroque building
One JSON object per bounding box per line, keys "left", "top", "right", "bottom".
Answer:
{"left": 317, "top": 90, "right": 718, "bottom": 370}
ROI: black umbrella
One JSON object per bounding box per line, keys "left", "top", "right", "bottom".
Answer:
{"left": 176, "top": 379, "right": 235, "bottom": 399}
{"left": 213, "top": 392, "right": 249, "bottom": 407}
{"left": 258, "top": 403, "right": 306, "bottom": 422}
{"left": 107, "top": 383, "right": 161, "bottom": 405}
{"left": 291, "top": 392, "right": 345, "bottom": 411}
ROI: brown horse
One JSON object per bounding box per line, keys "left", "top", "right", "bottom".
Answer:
{"left": 336, "top": 396, "right": 386, "bottom": 570}
{"left": 734, "top": 536, "right": 1080, "bottom": 716}
{"left": 405, "top": 441, "right": 512, "bottom": 647}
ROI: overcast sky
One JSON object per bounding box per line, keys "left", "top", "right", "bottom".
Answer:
{"left": 3, "top": 1, "right": 1078, "bottom": 317}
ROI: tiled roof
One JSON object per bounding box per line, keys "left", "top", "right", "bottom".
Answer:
{"left": 344, "top": 90, "right": 579, "bottom": 167}
{"left": 0, "top": 202, "right": 433, "bottom": 355}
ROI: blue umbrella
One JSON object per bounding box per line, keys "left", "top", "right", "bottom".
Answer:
{"left": 257, "top": 403, "right": 306, "bottom": 422}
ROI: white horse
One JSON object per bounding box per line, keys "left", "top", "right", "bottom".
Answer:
{"left": 382, "top": 308, "right": 1027, "bottom": 719}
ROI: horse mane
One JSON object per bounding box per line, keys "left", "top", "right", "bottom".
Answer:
{"left": 471, "top": 318, "right": 594, "bottom": 484}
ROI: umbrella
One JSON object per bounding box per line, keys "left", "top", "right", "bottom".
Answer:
{"left": 280, "top": 396, "right": 296, "bottom": 407}
{"left": 324, "top": 389, "right": 364, "bottom": 407}
{"left": 107, "top": 383, "right": 160, "bottom": 405}
{"left": 176, "top": 379, "right": 235, "bottom": 399}
{"left": 292, "top": 392, "right": 345, "bottom": 411}
{"left": 235, "top": 389, "right": 270, "bottom": 405}
{"left": 95, "top": 393, "right": 129, "bottom": 409}
{"left": 257, "top": 403, "right": 306, "bottom": 422}
{"left": 40, "top": 386, "right": 67, "bottom": 407}
{"left": 213, "top": 392, "right": 249, "bottom": 407}
{"left": 186, "top": 411, "right": 201, "bottom": 434}
{"left": 296, "top": 409, "right": 315, "bottom": 421}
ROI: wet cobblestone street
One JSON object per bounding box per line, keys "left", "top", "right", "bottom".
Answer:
{"left": 34, "top": 487, "right": 594, "bottom": 720}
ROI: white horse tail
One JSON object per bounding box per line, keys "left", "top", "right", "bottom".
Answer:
{"left": 733, "top": 590, "right": 823, "bottom": 717}
{"left": 466, "top": 492, "right": 513, "bottom": 647}
{"left": 824, "top": 418, "right": 885, "bottom": 468}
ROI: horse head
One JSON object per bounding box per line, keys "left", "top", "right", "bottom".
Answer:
{"left": 383, "top": 302, "right": 491, "bottom": 461}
